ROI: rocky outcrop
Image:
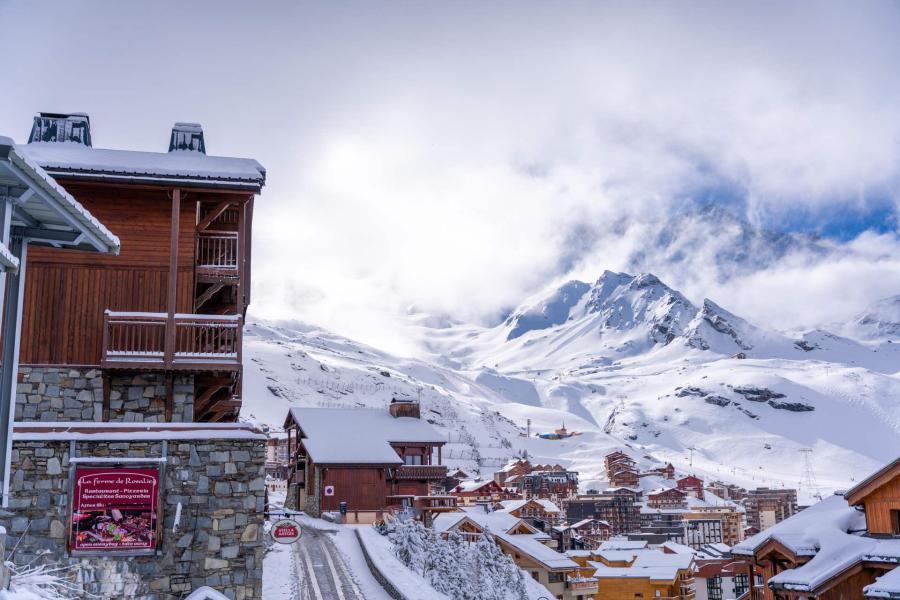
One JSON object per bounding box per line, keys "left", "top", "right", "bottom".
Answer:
{"left": 768, "top": 400, "right": 815, "bottom": 412}
{"left": 732, "top": 386, "right": 786, "bottom": 402}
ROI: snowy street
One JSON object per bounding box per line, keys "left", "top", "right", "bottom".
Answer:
{"left": 292, "top": 524, "right": 366, "bottom": 600}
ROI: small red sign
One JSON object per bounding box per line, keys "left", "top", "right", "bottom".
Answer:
{"left": 271, "top": 518, "right": 302, "bottom": 544}
{"left": 71, "top": 467, "right": 159, "bottom": 553}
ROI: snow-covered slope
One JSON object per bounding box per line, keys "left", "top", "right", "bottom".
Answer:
{"left": 241, "top": 273, "right": 900, "bottom": 504}
{"left": 846, "top": 295, "right": 900, "bottom": 341}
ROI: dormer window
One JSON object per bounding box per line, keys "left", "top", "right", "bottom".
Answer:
{"left": 404, "top": 455, "right": 423, "bottom": 466}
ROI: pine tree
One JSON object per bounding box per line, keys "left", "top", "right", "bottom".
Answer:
{"left": 390, "top": 517, "right": 426, "bottom": 573}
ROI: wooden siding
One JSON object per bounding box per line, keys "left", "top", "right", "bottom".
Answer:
{"left": 319, "top": 467, "right": 390, "bottom": 512}
{"left": 17, "top": 183, "right": 236, "bottom": 366}
{"left": 861, "top": 474, "right": 900, "bottom": 535}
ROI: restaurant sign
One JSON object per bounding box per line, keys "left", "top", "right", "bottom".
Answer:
{"left": 70, "top": 466, "right": 160, "bottom": 554}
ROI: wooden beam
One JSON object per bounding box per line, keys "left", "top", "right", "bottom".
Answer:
{"left": 193, "top": 379, "right": 231, "bottom": 415}
{"left": 197, "top": 201, "right": 232, "bottom": 233}
{"left": 165, "top": 189, "right": 180, "bottom": 366}
{"left": 165, "top": 373, "right": 174, "bottom": 422}
{"left": 207, "top": 399, "right": 242, "bottom": 412}
{"left": 102, "top": 374, "right": 111, "bottom": 422}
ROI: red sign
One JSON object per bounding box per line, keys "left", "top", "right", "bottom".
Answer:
{"left": 70, "top": 467, "right": 159, "bottom": 553}
{"left": 270, "top": 518, "right": 302, "bottom": 544}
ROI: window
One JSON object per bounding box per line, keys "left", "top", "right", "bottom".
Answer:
{"left": 734, "top": 574, "right": 749, "bottom": 597}
{"left": 707, "top": 576, "right": 723, "bottom": 600}
{"left": 531, "top": 571, "right": 540, "bottom": 581}
{"left": 891, "top": 509, "right": 900, "bottom": 535}
{"left": 403, "top": 455, "right": 422, "bottom": 466}
{"left": 635, "top": 593, "right": 644, "bottom": 598}
{"left": 548, "top": 572, "right": 564, "bottom": 583}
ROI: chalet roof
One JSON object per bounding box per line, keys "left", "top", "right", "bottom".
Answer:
{"left": 19, "top": 142, "right": 266, "bottom": 191}
{"left": 845, "top": 456, "right": 900, "bottom": 506}
{"left": 588, "top": 550, "right": 693, "bottom": 581}
{"left": 286, "top": 407, "right": 445, "bottom": 465}
{"left": 865, "top": 567, "right": 900, "bottom": 599}
{"left": 495, "top": 531, "right": 579, "bottom": 571}
{"left": 497, "top": 498, "right": 561, "bottom": 514}
{"left": 453, "top": 479, "right": 499, "bottom": 493}
{"left": 0, "top": 138, "right": 120, "bottom": 255}
{"left": 732, "top": 493, "right": 900, "bottom": 593}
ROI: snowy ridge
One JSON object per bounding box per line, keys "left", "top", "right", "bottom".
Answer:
{"left": 242, "top": 272, "right": 900, "bottom": 503}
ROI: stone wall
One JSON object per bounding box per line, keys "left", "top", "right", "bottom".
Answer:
{"left": 16, "top": 367, "right": 193, "bottom": 423}
{"left": 2, "top": 436, "right": 265, "bottom": 600}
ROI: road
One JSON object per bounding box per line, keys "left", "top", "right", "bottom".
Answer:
{"left": 292, "top": 523, "right": 367, "bottom": 600}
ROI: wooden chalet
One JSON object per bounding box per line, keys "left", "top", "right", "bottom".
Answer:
{"left": 677, "top": 475, "right": 706, "bottom": 499}
{"left": 451, "top": 478, "right": 520, "bottom": 506}
{"left": 606, "top": 451, "right": 640, "bottom": 488}
{"left": 732, "top": 457, "right": 900, "bottom": 600}
{"left": 283, "top": 399, "right": 451, "bottom": 523}
{"left": 7, "top": 113, "right": 264, "bottom": 424}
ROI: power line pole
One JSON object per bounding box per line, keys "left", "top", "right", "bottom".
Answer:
{"left": 799, "top": 448, "right": 822, "bottom": 501}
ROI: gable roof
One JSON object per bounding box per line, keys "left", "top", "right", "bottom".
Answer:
{"left": 732, "top": 494, "right": 900, "bottom": 593}
{"left": 286, "top": 407, "right": 445, "bottom": 465}
{"left": 865, "top": 567, "right": 900, "bottom": 599}
{"left": 845, "top": 457, "right": 900, "bottom": 506}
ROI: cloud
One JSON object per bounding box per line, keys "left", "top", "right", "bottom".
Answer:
{"left": 3, "top": 1, "right": 900, "bottom": 352}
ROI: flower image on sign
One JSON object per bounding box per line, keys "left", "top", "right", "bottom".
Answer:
{"left": 71, "top": 467, "right": 160, "bottom": 553}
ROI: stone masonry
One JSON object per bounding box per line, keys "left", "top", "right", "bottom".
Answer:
{"left": 2, "top": 436, "right": 266, "bottom": 600}
{"left": 15, "top": 367, "right": 193, "bottom": 423}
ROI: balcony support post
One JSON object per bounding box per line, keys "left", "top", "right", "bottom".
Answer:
{"left": 165, "top": 372, "right": 174, "bottom": 423}
{"left": 102, "top": 374, "right": 111, "bottom": 422}
{"left": 165, "top": 188, "right": 181, "bottom": 367}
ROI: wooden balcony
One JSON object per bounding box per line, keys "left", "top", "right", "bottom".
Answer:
{"left": 566, "top": 576, "right": 599, "bottom": 593}
{"left": 415, "top": 495, "right": 458, "bottom": 512}
{"left": 196, "top": 231, "right": 239, "bottom": 281}
{"left": 101, "top": 310, "right": 242, "bottom": 371}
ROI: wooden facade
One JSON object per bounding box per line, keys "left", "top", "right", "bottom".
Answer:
{"left": 14, "top": 120, "right": 264, "bottom": 423}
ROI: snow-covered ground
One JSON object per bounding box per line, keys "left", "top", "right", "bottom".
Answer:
{"left": 242, "top": 271, "right": 899, "bottom": 504}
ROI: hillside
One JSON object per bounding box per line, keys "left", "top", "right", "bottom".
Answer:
{"left": 241, "top": 270, "right": 900, "bottom": 504}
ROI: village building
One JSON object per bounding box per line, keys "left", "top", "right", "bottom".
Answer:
{"left": 283, "top": 400, "right": 451, "bottom": 523}
{"left": 568, "top": 488, "right": 643, "bottom": 536}
{"left": 434, "top": 508, "right": 599, "bottom": 599}
{"left": 452, "top": 478, "right": 520, "bottom": 506}
{"left": 742, "top": 487, "right": 798, "bottom": 532}
{"left": 264, "top": 434, "right": 289, "bottom": 479}
{"left": 692, "top": 555, "right": 751, "bottom": 600}
{"left": 497, "top": 497, "right": 564, "bottom": 529}
{"left": 0, "top": 114, "right": 268, "bottom": 599}
{"left": 553, "top": 518, "right": 612, "bottom": 551}
{"left": 649, "top": 487, "right": 690, "bottom": 509}
{"left": 508, "top": 467, "right": 580, "bottom": 503}
{"left": 494, "top": 458, "right": 532, "bottom": 487}
{"left": 642, "top": 463, "right": 676, "bottom": 480}
{"left": 677, "top": 476, "right": 706, "bottom": 500}
{"left": 567, "top": 540, "right": 697, "bottom": 600}
{"left": 706, "top": 481, "right": 747, "bottom": 502}
{"left": 606, "top": 451, "right": 641, "bottom": 488}
{"left": 732, "top": 457, "right": 900, "bottom": 600}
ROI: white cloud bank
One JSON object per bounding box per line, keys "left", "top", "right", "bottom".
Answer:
{"left": 2, "top": 1, "right": 899, "bottom": 353}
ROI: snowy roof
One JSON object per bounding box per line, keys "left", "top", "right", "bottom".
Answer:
{"left": 495, "top": 532, "right": 579, "bottom": 570}
{"left": 288, "top": 407, "right": 445, "bottom": 465}
{"left": 600, "top": 540, "right": 649, "bottom": 551}
{"left": 588, "top": 550, "right": 693, "bottom": 582}
{"left": 19, "top": 142, "right": 266, "bottom": 191}
{"left": 865, "top": 567, "right": 900, "bottom": 599}
{"left": 497, "top": 498, "right": 561, "bottom": 514}
{"left": 0, "top": 241, "right": 18, "bottom": 272}
{"left": 0, "top": 139, "right": 120, "bottom": 254}
{"left": 732, "top": 494, "right": 900, "bottom": 593}
{"left": 453, "top": 479, "right": 498, "bottom": 493}
{"left": 12, "top": 422, "right": 265, "bottom": 441}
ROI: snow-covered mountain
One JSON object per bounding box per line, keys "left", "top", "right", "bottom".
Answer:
{"left": 847, "top": 295, "right": 900, "bottom": 341}
{"left": 241, "top": 271, "right": 900, "bottom": 505}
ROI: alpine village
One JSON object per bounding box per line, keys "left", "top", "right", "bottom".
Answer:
{"left": 0, "top": 109, "right": 894, "bottom": 600}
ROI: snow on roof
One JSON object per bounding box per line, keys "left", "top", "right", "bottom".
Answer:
{"left": 662, "top": 541, "right": 698, "bottom": 555}
{"left": 1, "top": 141, "right": 120, "bottom": 253}
{"left": 732, "top": 494, "right": 900, "bottom": 593}
{"left": 865, "top": 567, "right": 900, "bottom": 599}
{"left": 495, "top": 531, "right": 579, "bottom": 570}
{"left": 0, "top": 241, "right": 18, "bottom": 272}
{"left": 845, "top": 457, "right": 900, "bottom": 503}
{"left": 12, "top": 422, "right": 265, "bottom": 441}
{"left": 497, "top": 498, "right": 561, "bottom": 514}
{"left": 288, "top": 407, "right": 445, "bottom": 465}
{"left": 454, "top": 479, "right": 497, "bottom": 492}
{"left": 600, "top": 540, "right": 649, "bottom": 551}
{"left": 19, "top": 142, "right": 265, "bottom": 190}
{"left": 588, "top": 549, "right": 693, "bottom": 580}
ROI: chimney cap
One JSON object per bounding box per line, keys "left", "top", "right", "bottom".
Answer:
{"left": 29, "top": 112, "right": 92, "bottom": 146}
{"left": 169, "top": 122, "right": 205, "bottom": 154}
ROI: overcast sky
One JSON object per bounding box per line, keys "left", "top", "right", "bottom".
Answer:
{"left": 2, "top": 1, "right": 899, "bottom": 354}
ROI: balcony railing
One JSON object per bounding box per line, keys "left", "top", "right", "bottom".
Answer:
{"left": 196, "top": 231, "right": 238, "bottom": 277}
{"left": 566, "top": 577, "right": 599, "bottom": 591}
{"left": 396, "top": 465, "right": 448, "bottom": 480}
{"left": 102, "top": 311, "right": 242, "bottom": 370}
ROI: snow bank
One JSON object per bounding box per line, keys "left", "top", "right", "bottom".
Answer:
{"left": 357, "top": 526, "right": 450, "bottom": 600}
